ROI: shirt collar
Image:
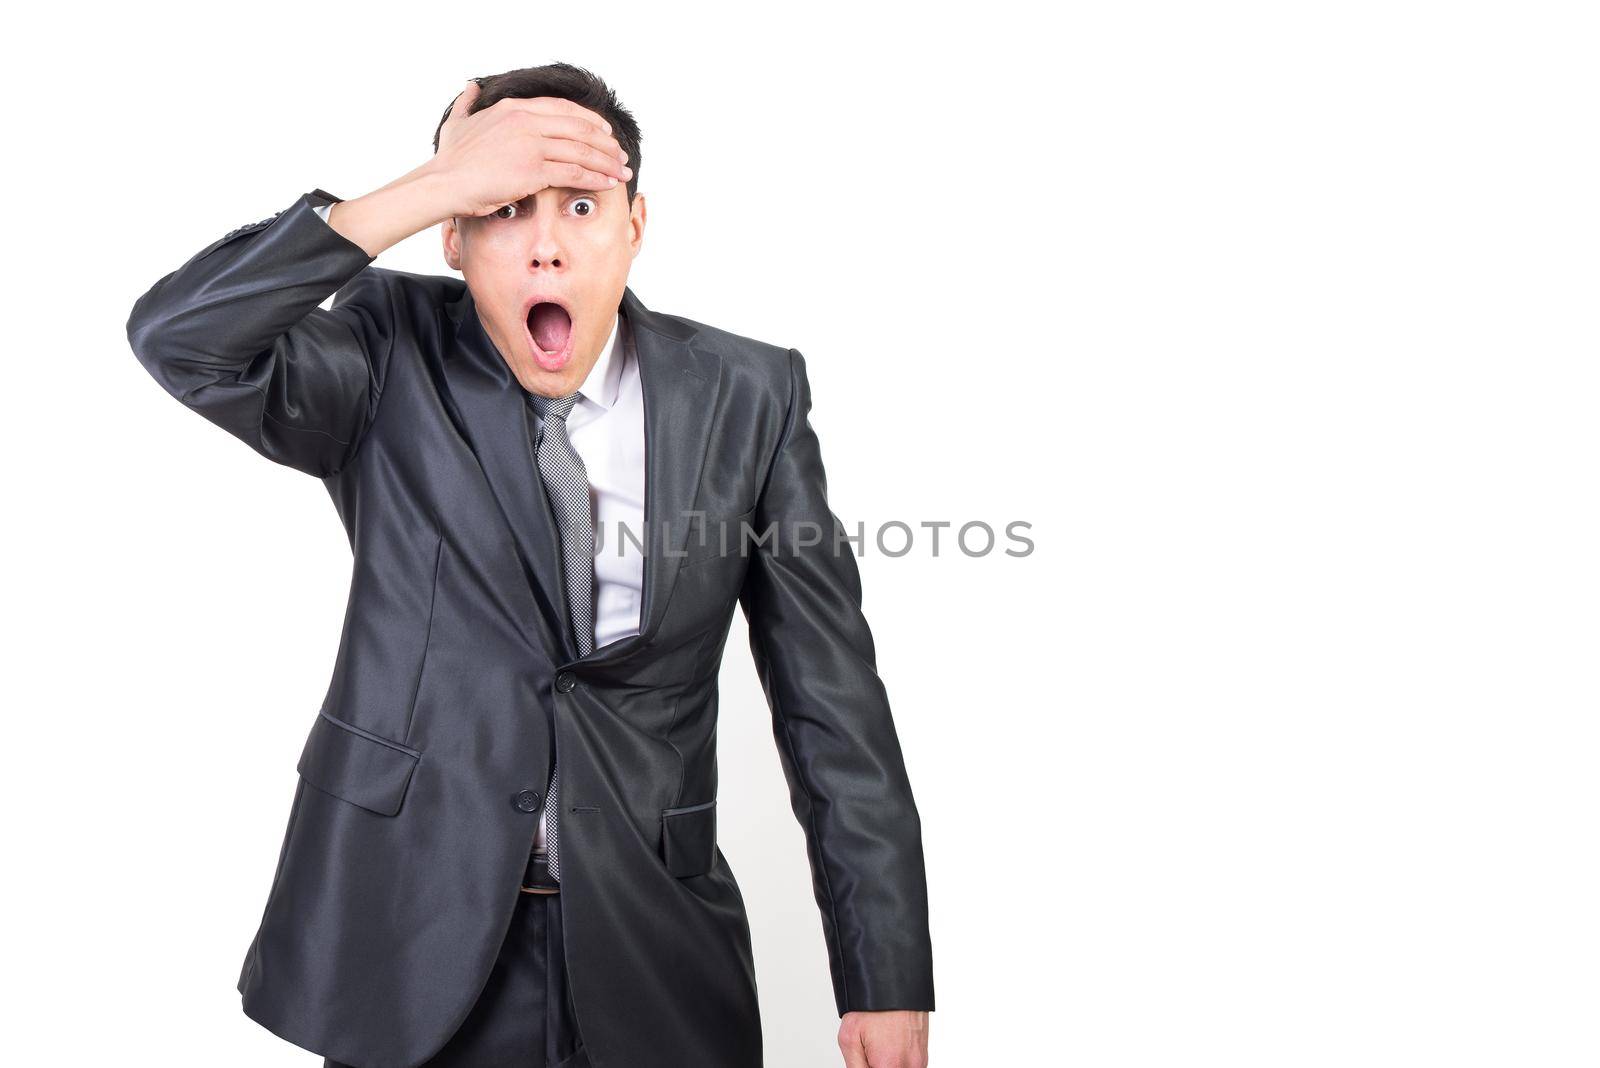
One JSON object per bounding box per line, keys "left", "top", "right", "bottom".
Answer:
{"left": 576, "top": 310, "right": 625, "bottom": 411}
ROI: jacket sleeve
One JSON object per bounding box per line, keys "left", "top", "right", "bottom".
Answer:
{"left": 125, "top": 188, "right": 392, "bottom": 478}
{"left": 738, "top": 347, "right": 935, "bottom": 1015}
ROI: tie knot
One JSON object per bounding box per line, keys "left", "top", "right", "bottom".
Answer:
{"left": 531, "top": 391, "right": 580, "bottom": 422}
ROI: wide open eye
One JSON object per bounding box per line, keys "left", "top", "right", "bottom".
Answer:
{"left": 490, "top": 202, "right": 519, "bottom": 220}
{"left": 571, "top": 196, "right": 597, "bottom": 217}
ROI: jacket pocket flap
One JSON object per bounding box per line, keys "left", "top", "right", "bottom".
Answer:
{"left": 296, "top": 709, "right": 421, "bottom": 817}
{"left": 659, "top": 799, "right": 717, "bottom": 877}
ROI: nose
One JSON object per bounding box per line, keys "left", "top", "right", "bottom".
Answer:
{"left": 527, "top": 211, "right": 565, "bottom": 272}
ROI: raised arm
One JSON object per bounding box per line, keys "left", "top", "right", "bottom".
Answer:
{"left": 125, "top": 80, "right": 629, "bottom": 478}
{"left": 125, "top": 188, "right": 397, "bottom": 477}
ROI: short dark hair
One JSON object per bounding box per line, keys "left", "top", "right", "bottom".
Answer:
{"left": 432, "top": 63, "right": 642, "bottom": 203}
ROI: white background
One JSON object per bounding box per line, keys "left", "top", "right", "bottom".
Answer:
{"left": 4, "top": 1, "right": 1597, "bottom": 1065}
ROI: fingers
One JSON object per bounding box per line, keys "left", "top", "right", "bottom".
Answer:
{"left": 840, "top": 1011, "right": 928, "bottom": 1068}
{"left": 539, "top": 134, "right": 632, "bottom": 184}
{"left": 440, "top": 85, "right": 625, "bottom": 166}
{"left": 533, "top": 113, "right": 628, "bottom": 167}
{"left": 444, "top": 80, "right": 480, "bottom": 125}
{"left": 500, "top": 94, "right": 613, "bottom": 137}
{"left": 438, "top": 79, "right": 481, "bottom": 148}
{"left": 837, "top": 1025, "right": 870, "bottom": 1068}
{"left": 535, "top": 155, "right": 626, "bottom": 194}
{"left": 502, "top": 97, "right": 622, "bottom": 161}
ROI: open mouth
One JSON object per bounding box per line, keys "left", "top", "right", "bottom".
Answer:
{"left": 524, "top": 298, "right": 576, "bottom": 371}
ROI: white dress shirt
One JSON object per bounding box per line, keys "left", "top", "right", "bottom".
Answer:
{"left": 529, "top": 308, "right": 647, "bottom": 651}
{"left": 314, "top": 200, "right": 647, "bottom": 850}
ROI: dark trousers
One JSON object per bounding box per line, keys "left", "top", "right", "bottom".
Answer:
{"left": 324, "top": 882, "right": 587, "bottom": 1068}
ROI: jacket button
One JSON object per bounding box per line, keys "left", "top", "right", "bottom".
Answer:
{"left": 513, "top": 790, "right": 541, "bottom": 813}
{"left": 555, "top": 671, "right": 576, "bottom": 693}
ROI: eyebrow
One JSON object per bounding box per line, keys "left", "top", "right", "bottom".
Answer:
{"left": 514, "top": 188, "right": 604, "bottom": 203}
{"left": 479, "top": 189, "right": 608, "bottom": 219}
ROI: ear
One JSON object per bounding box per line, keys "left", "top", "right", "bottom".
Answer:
{"left": 441, "top": 216, "right": 463, "bottom": 271}
{"left": 628, "top": 192, "right": 648, "bottom": 258}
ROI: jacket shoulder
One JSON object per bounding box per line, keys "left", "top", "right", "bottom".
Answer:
{"left": 651, "top": 307, "right": 794, "bottom": 395}
{"left": 330, "top": 265, "right": 465, "bottom": 312}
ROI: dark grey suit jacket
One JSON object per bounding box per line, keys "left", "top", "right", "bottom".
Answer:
{"left": 125, "top": 189, "right": 933, "bottom": 1068}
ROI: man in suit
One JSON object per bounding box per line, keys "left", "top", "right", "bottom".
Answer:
{"left": 126, "top": 63, "right": 933, "bottom": 1068}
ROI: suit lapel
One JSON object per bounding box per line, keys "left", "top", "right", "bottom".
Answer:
{"left": 441, "top": 289, "right": 573, "bottom": 661}
{"left": 439, "top": 284, "right": 722, "bottom": 668}
{"left": 607, "top": 285, "right": 724, "bottom": 661}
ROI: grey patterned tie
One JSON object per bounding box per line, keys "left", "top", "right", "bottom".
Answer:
{"left": 528, "top": 390, "right": 595, "bottom": 882}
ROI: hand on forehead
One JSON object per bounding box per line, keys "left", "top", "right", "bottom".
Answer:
{"left": 438, "top": 80, "right": 613, "bottom": 152}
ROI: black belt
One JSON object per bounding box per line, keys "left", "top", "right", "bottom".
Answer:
{"left": 521, "top": 850, "right": 560, "bottom": 894}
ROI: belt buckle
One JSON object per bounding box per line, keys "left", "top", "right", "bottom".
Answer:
{"left": 520, "top": 850, "right": 560, "bottom": 894}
